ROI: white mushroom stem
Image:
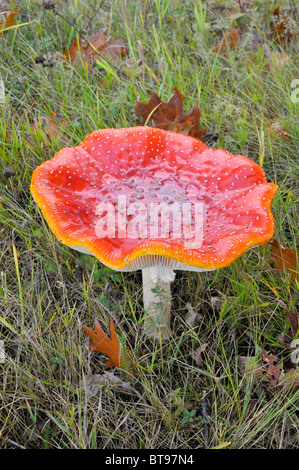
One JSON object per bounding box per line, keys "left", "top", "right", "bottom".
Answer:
{"left": 142, "top": 266, "right": 176, "bottom": 340}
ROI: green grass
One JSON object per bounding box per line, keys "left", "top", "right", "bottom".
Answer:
{"left": 0, "top": 0, "right": 298, "bottom": 449}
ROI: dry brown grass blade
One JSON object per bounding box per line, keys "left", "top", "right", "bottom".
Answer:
{"left": 30, "top": 113, "right": 69, "bottom": 146}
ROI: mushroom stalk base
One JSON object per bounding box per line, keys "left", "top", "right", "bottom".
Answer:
{"left": 142, "top": 267, "right": 175, "bottom": 340}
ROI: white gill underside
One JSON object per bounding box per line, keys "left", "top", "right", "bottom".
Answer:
{"left": 69, "top": 245, "right": 215, "bottom": 277}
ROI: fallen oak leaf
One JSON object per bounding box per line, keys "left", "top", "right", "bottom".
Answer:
{"left": 211, "top": 23, "right": 240, "bottom": 55}
{"left": 83, "top": 317, "right": 135, "bottom": 374}
{"left": 270, "top": 240, "right": 298, "bottom": 282}
{"left": 267, "top": 121, "right": 291, "bottom": 141}
{"left": 270, "top": 7, "right": 297, "bottom": 44}
{"left": 134, "top": 87, "right": 207, "bottom": 142}
{"left": 262, "top": 351, "right": 299, "bottom": 389}
{"left": 63, "top": 30, "right": 106, "bottom": 62}
{"left": 262, "top": 349, "right": 280, "bottom": 384}
{"left": 30, "top": 113, "right": 69, "bottom": 146}
{"left": 239, "top": 349, "right": 299, "bottom": 389}
{"left": 0, "top": 4, "right": 18, "bottom": 36}
{"left": 63, "top": 29, "right": 127, "bottom": 74}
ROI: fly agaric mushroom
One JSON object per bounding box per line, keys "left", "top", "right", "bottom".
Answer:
{"left": 30, "top": 127, "right": 277, "bottom": 339}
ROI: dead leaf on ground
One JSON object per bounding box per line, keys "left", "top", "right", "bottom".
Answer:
{"left": 211, "top": 23, "right": 240, "bottom": 55}
{"left": 211, "top": 295, "right": 227, "bottom": 311}
{"left": 30, "top": 113, "right": 69, "bottom": 146}
{"left": 270, "top": 7, "right": 298, "bottom": 44}
{"left": 189, "top": 343, "right": 208, "bottom": 367}
{"left": 83, "top": 317, "right": 135, "bottom": 374}
{"left": 134, "top": 87, "right": 207, "bottom": 142}
{"left": 63, "top": 29, "right": 128, "bottom": 74}
{"left": 81, "top": 372, "right": 142, "bottom": 398}
{"left": 0, "top": 3, "right": 18, "bottom": 36}
{"left": 277, "top": 332, "right": 292, "bottom": 349}
{"left": 239, "top": 350, "right": 299, "bottom": 389}
{"left": 262, "top": 349, "right": 280, "bottom": 384}
{"left": 270, "top": 240, "right": 298, "bottom": 282}
{"left": 263, "top": 353, "right": 299, "bottom": 389}
{"left": 263, "top": 351, "right": 299, "bottom": 389}
{"left": 267, "top": 121, "right": 291, "bottom": 141}
{"left": 286, "top": 309, "right": 299, "bottom": 338}
{"left": 185, "top": 303, "right": 203, "bottom": 328}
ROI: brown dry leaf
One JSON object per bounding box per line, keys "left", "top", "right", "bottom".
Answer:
{"left": 270, "top": 7, "right": 297, "bottom": 44}
{"left": 81, "top": 372, "right": 142, "bottom": 399}
{"left": 63, "top": 29, "right": 127, "bottom": 74}
{"left": 238, "top": 351, "right": 299, "bottom": 389}
{"left": 286, "top": 310, "right": 299, "bottom": 338}
{"left": 0, "top": 3, "right": 18, "bottom": 36}
{"left": 189, "top": 343, "right": 208, "bottom": 367}
{"left": 83, "top": 318, "right": 135, "bottom": 374}
{"left": 270, "top": 240, "right": 298, "bottom": 282}
{"left": 267, "top": 121, "right": 291, "bottom": 141}
{"left": 211, "top": 23, "right": 240, "bottom": 55}
{"left": 239, "top": 349, "right": 299, "bottom": 390}
{"left": 185, "top": 303, "right": 203, "bottom": 328}
{"left": 134, "top": 88, "right": 207, "bottom": 142}
{"left": 211, "top": 295, "right": 227, "bottom": 311}
{"left": 263, "top": 353, "right": 299, "bottom": 389}
{"left": 262, "top": 349, "right": 280, "bottom": 384}
{"left": 31, "top": 113, "right": 69, "bottom": 146}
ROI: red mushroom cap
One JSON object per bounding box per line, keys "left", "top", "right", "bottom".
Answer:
{"left": 30, "top": 127, "right": 277, "bottom": 271}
